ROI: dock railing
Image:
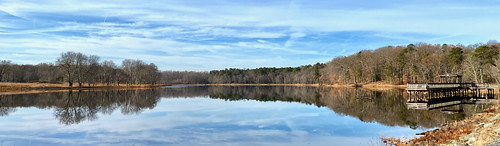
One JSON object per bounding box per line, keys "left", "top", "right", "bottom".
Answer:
{"left": 427, "top": 83, "right": 461, "bottom": 89}
{"left": 407, "top": 83, "right": 428, "bottom": 90}
{"left": 407, "top": 83, "right": 475, "bottom": 90}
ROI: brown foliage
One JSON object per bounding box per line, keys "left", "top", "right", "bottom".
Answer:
{"left": 321, "top": 42, "right": 500, "bottom": 85}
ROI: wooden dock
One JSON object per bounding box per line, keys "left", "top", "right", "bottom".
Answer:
{"left": 406, "top": 74, "right": 495, "bottom": 110}
{"left": 407, "top": 83, "right": 494, "bottom": 102}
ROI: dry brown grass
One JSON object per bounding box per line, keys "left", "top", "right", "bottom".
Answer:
{"left": 361, "top": 81, "right": 406, "bottom": 91}
{"left": 0, "top": 82, "right": 170, "bottom": 94}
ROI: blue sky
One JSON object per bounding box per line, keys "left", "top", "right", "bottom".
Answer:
{"left": 1, "top": 0, "right": 500, "bottom": 71}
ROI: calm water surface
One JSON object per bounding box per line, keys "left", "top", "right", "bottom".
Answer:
{"left": 0, "top": 86, "right": 492, "bottom": 145}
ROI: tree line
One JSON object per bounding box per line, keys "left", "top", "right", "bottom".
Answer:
{"left": 1, "top": 41, "right": 500, "bottom": 85}
{"left": 159, "top": 64, "right": 325, "bottom": 84}
{"left": 321, "top": 41, "right": 500, "bottom": 84}
{"left": 0, "top": 52, "right": 161, "bottom": 86}
{"left": 208, "top": 63, "right": 324, "bottom": 84}
{"left": 204, "top": 41, "right": 500, "bottom": 85}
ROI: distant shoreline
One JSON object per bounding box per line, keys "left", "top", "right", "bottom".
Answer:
{"left": 1, "top": 82, "right": 497, "bottom": 95}
{"left": 192, "top": 82, "right": 407, "bottom": 90}
{"left": 192, "top": 83, "right": 500, "bottom": 93}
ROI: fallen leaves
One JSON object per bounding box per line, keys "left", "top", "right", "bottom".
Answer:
{"left": 383, "top": 104, "right": 500, "bottom": 145}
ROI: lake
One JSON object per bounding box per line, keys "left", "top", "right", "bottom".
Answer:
{"left": 0, "top": 85, "right": 492, "bottom": 145}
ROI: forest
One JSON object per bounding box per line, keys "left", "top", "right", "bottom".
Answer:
{"left": 204, "top": 41, "right": 500, "bottom": 85}
{"left": 321, "top": 41, "right": 500, "bottom": 84}
{"left": 208, "top": 63, "right": 324, "bottom": 84}
{"left": 207, "top": 41, "right": 500, "bottom": 85}
{"left": 1, "top": 41, "right": 500, "bottom": 85}
{"left": 0, "top": 52, "right": 161, "bottom": 86}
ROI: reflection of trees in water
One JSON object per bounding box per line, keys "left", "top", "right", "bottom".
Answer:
{"left": 0, "top": 87, "right": 206, "bottom": 125}
{"left": 321, "top": 88, "right": 441, "bottom": 129}
{"left": 0, "top": 89, "right": 161, "bottom": 125}
{"left": 0, "top": 107, "right": 16, "bottom": 116}
{"left": 0, "top": 86, "right": 492, "bottom": 127}
{"left": 208, "top": 86, "right": 320, "bottom": 106}
{"left": 161, "top": 86, "right": 211, "bottom": 97}
{"left": 207, "top": 86, "right": 490, "bottom": 129}
{"left": 55, "top": 91, "right": 98, "bottom": 125}
{"left": 0, "top": 96, "right": 19, "bottom": 116}
{"left": 324, "top": 88, "right": 492, "bottom": 129}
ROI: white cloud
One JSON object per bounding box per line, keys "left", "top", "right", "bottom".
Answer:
{"left": 1, "top": 0, "right": 500, "bottom": 70}
{"left": 0, "top": 35, "right": 311, "bottom": 70}
{"left": 2, "top": 1, "right": 500, "bottom": 35}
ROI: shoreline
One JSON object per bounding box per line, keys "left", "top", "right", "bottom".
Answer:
{"left": 1, "top": 82, "right": 497, "bottom": 90}
{"left": 0, "top": 82, "right": 399, "bottom": 95}
{"left": 384, "top": 104, "right": 500, "bottom": 145}
{"left": 193, "top": 82, "right": 407, "bottom": 88}
{"left": 0, "top": 82, "right": 170, "bottom": 95}
{"left": 2, "top": 82, "right": 497, "bottom": 94}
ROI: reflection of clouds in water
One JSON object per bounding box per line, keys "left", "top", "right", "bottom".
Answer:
{"left": 0, "top": 97, "right": 423, "bottom": 145}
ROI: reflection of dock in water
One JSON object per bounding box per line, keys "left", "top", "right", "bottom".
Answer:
{"left": 406, "top": 74, "right": 496, "bottom": 110}
{"left": 407, "top": 100, "right": 461, "bottom": 110}
{"left": 407, "top": 99, "right": 498, "bottom": 110}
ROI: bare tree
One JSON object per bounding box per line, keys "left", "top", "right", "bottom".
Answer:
{"left": 121, "top": 59, "right": 135, "bottom": 85}
{"left": 0, "top": 60, "right": 12, "bottom": 82}
{"left": 36, "top": 63, "right": 59, "bottom": 82}
{"left": 56, "top": 52, "right": 78, "bottom": 86}
{"left": 101, "top": 60, "right": 117, "bottom": 85}
{"left": 83, "top": 55, "right": 100, "bottom": 86}
{"left": 489, "top": 58, "right": 500, "bottom": 83}
{"left": 145, "top": 63, "right": 160, "bottom": 85}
